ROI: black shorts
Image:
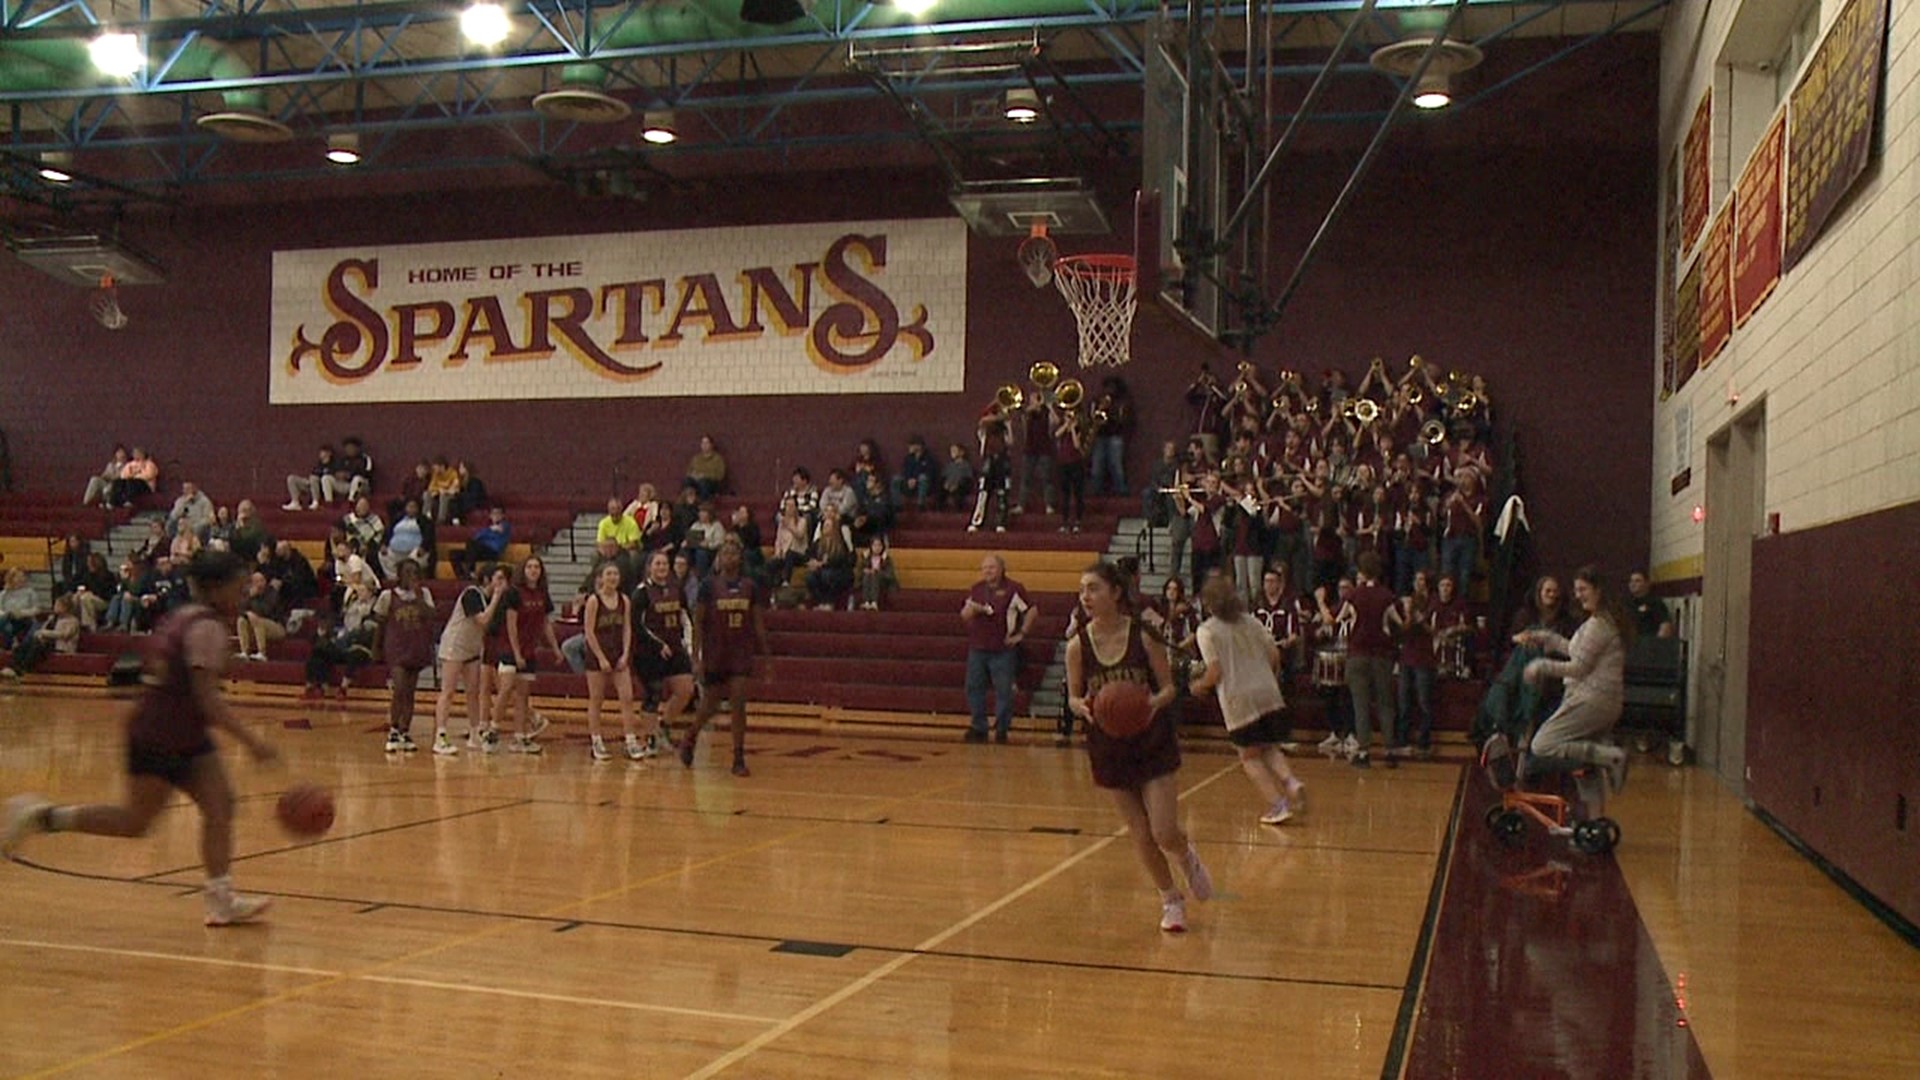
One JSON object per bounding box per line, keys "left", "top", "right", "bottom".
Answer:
{"left": 127, "top": 740, "right": 215, "bottom": 788}
{"left": 702, "top": 666, "right": 750, "bottom": 688}
{"left": 1226, "top": 708, "right": 1291, "bottom": 749}
{"left": 494, "top": 655, "right": 541, "bottom": 679}
{"left": 634, "top": 646, "right": 693, "bottom": 686}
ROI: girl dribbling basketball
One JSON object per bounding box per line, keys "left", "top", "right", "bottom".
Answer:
{"left": 1066, "top": 561, "right": 1213, "bottom": 933}
{"left": 2, "top": 550, "right": 281, "bottom": 926}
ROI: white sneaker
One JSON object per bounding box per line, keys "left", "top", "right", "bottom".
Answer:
{"left": 1181, "top": 847, "right": 1214, "bottom": 901}
{"left": 526, "top": 711, "right": 551, "bottom": 739}
{"left": 1317, "top": 732, "right": 1342, "bottom": 754}
{"left": 281, "top": 501, "right": 302, "bottom": 512}
{"left": 204, "top": 879, "right": 272, "bottom": 927}
{"left": 508, "top": 734, "right": 544, "bottom": 755}
{"left": 1340, "top": 734, "right": 1360, "bottom": 760}
{"left": 590, "top": 736, "right": 612, "bottom": 762}
{"left": 1159, "top": 897, "right": 1187, "bottom": 933}
{"left": 432, "top": 732, "right": 459, "bottom": 756}
{"left": 465, "top": 730, "right": 483, "bottom": 750}
{"left": 384, "top": 730, "right": 405, "bottom": 753}
{"left": 481, "top": 729, "right": 501, "bottom": 755}
{"left": 639, "top": 734, "right": 660, "bottom": 760}
{"left": 249, "top": 652, "right": 268, "bottom": 662}
{"left": 1, "top": 794, "right": 51, "bottom": 859}
{"left": 1259, "top": 797, "right": 1294, "bottom": 826}
{"left": 624, "top": 734, "right": 645, "bottom": 761}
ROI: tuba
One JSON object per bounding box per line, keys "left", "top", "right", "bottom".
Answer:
{"left": 993, "top": 384, "right": 1024, "bottom": 415}
{"left": 1029, "top": 361, "right": 1060, "bottom": 392}
{"left": 1055, "top": 378, "right": 1085, "bottom": 410}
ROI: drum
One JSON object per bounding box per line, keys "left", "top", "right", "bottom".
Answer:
{"left": 1438, "top": 638, "right": 1470, "bottom": 679}
{"left": 1312, "top": 647, "right": 1348, "bottom": 688}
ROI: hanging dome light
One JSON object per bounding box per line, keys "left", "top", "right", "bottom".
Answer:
{"left": 641, "top": 110, "right": 678, "bottom": 145}
{"left": 460, "top": 2, "right": 513, "bottom": 48}
{"left": 89, "top": 31, "right": 145, "bottom": 78}
{"left": 325, "top": 132, "right": 362, "bottom": 166}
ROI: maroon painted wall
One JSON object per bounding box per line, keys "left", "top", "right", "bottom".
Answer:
{"left": 1748, "top": 501, "right": 1920, "bottom": 928}
{"left": 0, "top": 38, "right": 1656, "bottom": 575}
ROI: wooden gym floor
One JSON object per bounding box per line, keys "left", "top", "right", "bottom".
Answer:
{"left": 0, "top": 690, "right": 1914, "bottom": 1078}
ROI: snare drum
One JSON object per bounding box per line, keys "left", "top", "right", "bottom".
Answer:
{"left": 1438, "top": 639, "right": 1469, "bottom": 680}
{"left": 1312, "top": 647, "right": 1348, "bottom": 688}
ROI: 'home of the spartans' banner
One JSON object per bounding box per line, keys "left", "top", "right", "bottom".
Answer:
{"left": 269, "top": 218, "right": 967, "bottom": 404}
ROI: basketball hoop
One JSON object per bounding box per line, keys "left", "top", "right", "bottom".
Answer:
{"left": 1053, "top": 254, "right": 1136, "bottom": 367}
{"left": 89, "top": 275, "right": 127, "bottom": 330}
{"left": 1016, "top": 223, "right": 1059, "bottom": 288}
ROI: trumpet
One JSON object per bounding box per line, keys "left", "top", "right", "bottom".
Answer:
{"left": 1029, "top": 361, "right": 1059, "bottom": 391}
{"left": 1056, "top": 378, "right": 1085, "bottom": 410}
{"left": 1409, "top": 354, "right": 1425, "bottom": 370}
{"left": 1353, "top": 399, "right": 1381, "bottom": 425}
{"left": 1457, "top": 391, "right": 1480, "bottom": 414}
{"left": 1421, "top": 418, "right": 1448, "bottom": 446}
{"left": 1408, "top": 384, "right": 1425, "bottom": 405}
{"left": 1339, "top": 398, "right": 1358, "bottom": 422}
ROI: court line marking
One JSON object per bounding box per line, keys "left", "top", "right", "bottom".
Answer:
{"left": 1379, "top": 765, "right": 1469, "bottom": 1080}
{"left": 684, "top": 762, "right": 1242, "bottom": 1080}
{"left": 11, "top": 778, "right": 973, "bottom": 1080}
{"left": 0, "top": 937, "right": 337, "bottom": 978}
{"left": 133, "top": 798, "right": 535, "bottom": 880}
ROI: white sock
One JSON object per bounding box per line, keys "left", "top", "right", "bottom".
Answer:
{"left": 1160, "top": 887, "right": 1183, "bottom": 903}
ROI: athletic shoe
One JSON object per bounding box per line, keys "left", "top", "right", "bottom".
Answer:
{"left": 1481, "top": 732, "right": 1516, "bottom": 789}
{"left": 384, "top": 731, "right": 405, "bottom": 753}
{"left": 481, "top": 729, "right": 501, "bottom": 755}
{"left": 1351, "top": 752, "right": 1372, "bottom": 769}
{"left": 966, "top": 525, "right": 981, "bottom": 534}
{"left": 1259, "top": 798, "right": 1294, "bottom": 826}
{"left": 625, "top": 734, "right": 645, "bottom": 761}
{"left": 1340, "top": 734, "right": 1360, "bottom": 759}
{"left": 399, "top": 733, "right": 419, "bottom": 753}
{"left": 1, "top": 794, "right": 51, "bottom": 859}
{"left": 335, "top": 683, "right": 349, "bottom": 700}
{"left": 526, "top": 711, "right": 551, "bottom": 739}
{"left": 204, "top": 881, "right": 272, "bottom": 927}
{"left": 1317, "top": 732, "right": 1343, "bottom": 754}
{"left": 641, "top": 734, "right": 662, "bottom": 760}
{"left": 465, "top": 730, "right": 484, "bottom": 750}
{"left": 677, "top": 733, "right": 696, "bottom": 768}
{"left": 731, "top": 755, "right": 751, "bottom": 778}
{"left": 993, "top": 525, "right": 1007, "bottom": 533}
{"left": 1160, "top": 897, "right": 1187, "bottom": 933}
{"left": 1603, "top": 747, "right": 1630, "bottom": 794}
{"left": 249, "top": 652, "right": 268, "bottom": 662}
{"left": 508, "top": 734, "right": 543, "bottom": 755}
{"left": 590, "top": 736, "right": 612, "bottom": 762}
{"left": 281, "top": 501, "right": 303, "bottom": 511}
{"left": 962, "top": 728, "right": 989, "bottom": 744}
{"left": 993, "top": 730, "right": 1010, "bottom": 745}
{"left": 1181, "top": 847, "right": 1213, "bottom": 901}
{"left": 432, "top": 732, "right": 458, "bottom": 756}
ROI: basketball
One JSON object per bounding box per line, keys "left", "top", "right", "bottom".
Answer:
{"left": 276, "top": 783, "right": 335, "bottom": 839}
{"left": 1092, "top": 680, "right": 1155, "bottom": 738}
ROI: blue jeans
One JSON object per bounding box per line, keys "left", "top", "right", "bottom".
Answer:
{"left": 890, "top": 474, "right": 932, "bottom": 511}
{"left": 1090, "top": 436, "right": 1126, "bottom": 496}
{"left": 1441, "top": 534, "right": 1478, "bottom": 591}
{"left": 1397, "top": 664, "right": 1435, "bottom": 749}
{"left": 966, "top": 648, "right": 1019, "bottom": 734}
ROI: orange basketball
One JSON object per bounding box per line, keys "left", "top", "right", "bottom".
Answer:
{"left": 1092, "top": 680, "right": 1155, "bottom": 738}
{"left": 276, "top": 783, "right": 335, "bottom": 839}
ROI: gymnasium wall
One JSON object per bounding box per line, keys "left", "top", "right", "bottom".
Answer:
{"left": 1651, "top": 0, "right": 1920, "bottom": 579}
{"left": 0, "top": 37, "right": 1658, "bottom": 579}
{"left": 1747, "top": 500, "right": 1919, "bottom": 927}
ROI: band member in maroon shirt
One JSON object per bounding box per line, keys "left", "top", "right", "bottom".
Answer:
{"left": 681, "top": 539, "right": 768, "bottom": 777}
{"left": 1335, "top": 551, "right": 1400, "bottom": 768}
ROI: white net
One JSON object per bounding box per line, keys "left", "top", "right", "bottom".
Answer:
{"left": 1052, "top": 255, "right": 1136, "bottom": 367}
{"left": 89, "top": 280, "right": 128, "bottom": 330}
{"left": 1016, "top": 226, "right": 1058, "bottom": 288}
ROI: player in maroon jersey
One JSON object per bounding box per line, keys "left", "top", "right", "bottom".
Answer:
{"left": 632, "top": 550, "right": 696, "bottom": 758}
{"left": 493, "top": 556, "right": 561, "bottom": 754}
{"left": 2, "top": 550, "right": 281, "bottom": 926}
{"left": 679, "top": 539, "right": 769, "bottom": 777}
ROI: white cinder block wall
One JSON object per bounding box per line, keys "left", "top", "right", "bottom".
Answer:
{"left": 1653, "top": 0, "right": 1920, "bottom": 580}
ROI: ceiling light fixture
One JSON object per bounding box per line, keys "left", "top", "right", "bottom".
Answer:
{"left": 88, "top": 31, "right": 144, "bottom": 78}
{"left": 1004, "top": 87, "right": 1041, "bottom": 124}
{"left": 460, "top": 2, "right": 513, "bottom": 48}
{"left": 1412, "top": 71, "right": 1452, "bottom": 109}
{"left": 325, "top": 133, "right": 362, "bottom": 166}
{"left": 641, "top": 110, "right": 678, "bottom": 145}
{"left": 892, "top": 0, "right": 937, "bottom": 15}
{"left": 37, "top": 152, "right": 73, "bottom": 184}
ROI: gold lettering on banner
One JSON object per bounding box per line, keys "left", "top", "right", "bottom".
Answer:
{"left": 1784, "top": 0, "right": 1889, "bottom": 270}
{"left": 285, "top": 232, "right": 938, "bottom": 385}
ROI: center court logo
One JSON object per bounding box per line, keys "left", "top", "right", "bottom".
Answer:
{"left": 286, "top": 232, "right": 937, "bottom": 384}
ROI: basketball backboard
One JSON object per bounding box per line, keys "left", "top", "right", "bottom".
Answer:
{"left": 1141, "top": 12, "right": 1224, "bottom": 343}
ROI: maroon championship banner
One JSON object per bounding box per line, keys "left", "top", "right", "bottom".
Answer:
{"left": 1699, "top": 207, "right": 1732, "bottom": 367}
{"left": 1681, "top": 89, "right": 1712, "bottom": 254}
{"left": 1785, "top": 0, "right": 1890, "bottom": 271}
{"left": 1673, "top": 256, "right": 1701, "bottom": 393}
{"left": 1734, "top": 113, "right": 1785, "bottom": 327}
{"left": 1662, "top": 148, "right": 1681, "bottom": 398}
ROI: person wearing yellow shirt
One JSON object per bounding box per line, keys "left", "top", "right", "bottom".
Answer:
{"left": 595, "top": 497, "right": 643, "bottom": 581}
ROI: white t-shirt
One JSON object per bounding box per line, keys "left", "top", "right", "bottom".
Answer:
{"left": 1196, "top": 615, "right": 1286, "bottom": 732}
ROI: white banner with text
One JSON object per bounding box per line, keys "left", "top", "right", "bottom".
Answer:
{"left": 269, "top": 218, "right": 967, "bottom": 404}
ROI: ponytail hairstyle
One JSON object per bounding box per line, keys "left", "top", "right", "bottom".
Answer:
{"left": 1200, "top": 574, "right": 1246, "bottom": 622}
{"left": 1080, "top": 561, "right": 1135, "bottom": 616}
{"left": 1574, "top": 564, "right": 1636, "bottom": 650}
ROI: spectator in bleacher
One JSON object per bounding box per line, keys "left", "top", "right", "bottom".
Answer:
{"left": 765, "top": 503, "right": 808, "bottom": 588}
{"left": 1015, "top": 395, "right": 1055, "bottom": 517}
{"left": 302, "top": 606, "right": 374, "bottom": 701}
{"left": 228, "top": 500, "right": 274, "bottom": 565}
{"left": 152, "top": 556, "right": 192, "bottom": 617}
{"left": 664, "top": 485, "right": 702, "bottom": 554}
{"left": 380, "top": 498, "right": 433, "bottom": 580}
{"left": 818, "top": 469, "right": 859, "bottom": 526}
{"left": 684, "top": 435, "right": 728, "bottom": 499}
{"left": 780, "top": 468, "right": 820, "bottom": 530}
{"left": 80, "top": 446, "right": 129, "bottom": 507}
{"left": 893, "top": 436, "right": 938, "bottom": 511}
{"left": 1627, "top": 571, "right": 1675, "bottom": 638}
{"left": 851, "top": 473, "right": 893, "bottom": 549}
{"left": 453, "top": 505, "right": 512, "bottom": 578}
{"left": 1091, "top": 376, "right": 1135, "bottom": 497}
{"left": 205, "top": 505, "right": 234, "bottom": 552}
{"left": 673, "top": 550, "right": 699, "bottom": 611}
{"left": 71, "top": 553, "right": 114, "bottom": 630}
{"left": 264, "top": 540, "right": 319, "bottom": 612}
{"left": 340, "top": 497, "right": 384, "bottom": 561}
{"left": 595, "top": 497, "right": 641, "bottom": 579}
{"left": 130, "top": 519, "right": 168, "bottom": 565}
{"left": 684, "top": 502, "right": 726, "bottom": 578}
{"left": 857, "top": 535, "right": 897, "bottom": 611}
{"left": 167, "top": 482, "right": 215, "bottom": 543}
{"left": 390, "top": 460, "right": 432, "bottom": 524}
{"left": 168, "top": 519, "right": 201, "bottom": 563}
{"left": 960, "top": 553, "right": 1035, "bottom": 743}
{"left": 325, "top": 436, "right": 374, "bottom": 504}
{"left": 730, "top": 505, "right": 765, "bottom": 583}
{"left": 1508, "top": 575, "right": 1579, "bottom": 648}
{"left": 1053, "top": 407, "right": 1090, "bottom": 537}
{"left": 104, "top": 558, "right": 147, "bottom": 632}
{"left": 105, "top": 447, "right": 159, "bottom": 509}
{"left": 1388, "top": 569, "right": 1439, "bottom": 759}
{"left": 0, "top": 568, "right": 41, "bottom": 650}
{"left": 804, "top": 504, "right": 855, "bottom": 611}
{"left": 2, "top": 594, "right": 80, "bottom": 678}
{"left": 939, "top": 444, "right": 973, "bottom": 512}
{"left": 283, "top": 445, "right": 335, "bottom": 511}
{"left": 425, "top": 456, "right": 460, "bottom": 524}
{"left": 850, "top": 438, "right": 885, "bottom": 484}
{"left": 53, "top": 534, "right": 89, "bottom": 597}
{"left": 628, "top": 483, "right": 672, "bottom": 552}
{"left": 234, "top": 570, "right": 286, "bottom": 662}
{"left": 374, "top": 560, "right": 435, "bottom": 752}
{"left": 448, "top": 460, "right": 487, "bottom": 525}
